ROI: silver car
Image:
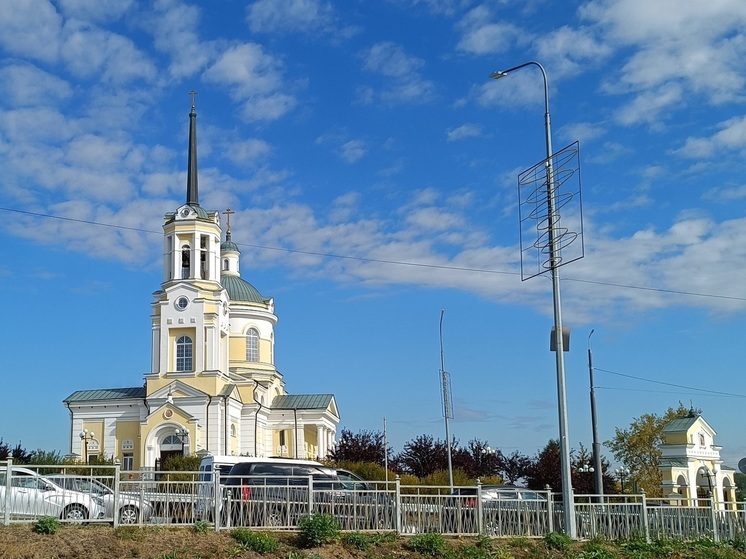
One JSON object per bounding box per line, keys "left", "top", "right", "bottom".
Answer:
{"left": 45, "top": 474, "right": 154, "bottom": 524}
{"left": 0, "top": 466, "right": 105, "bottom": 521}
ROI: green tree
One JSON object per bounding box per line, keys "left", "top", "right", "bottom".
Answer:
{"left": 501, "top": 450, "right": 532, "bottom": 484}
{"left": 394, "top": 434, "right": 448, "bottom": 478}
{"left": 328, "top": 428, "right": 388, "bottom": 465}
{"left": 605, "top": 402, "right": 699, "bottom": 497}
{"left": 525, "top": 439, "right": 562, "bottom": 491}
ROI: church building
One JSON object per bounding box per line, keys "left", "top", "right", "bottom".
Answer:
{"left": 63, "top": 99, "right": 340, "bottom": 470}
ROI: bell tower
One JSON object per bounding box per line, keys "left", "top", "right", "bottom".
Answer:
{"left": 148, "top": 94, "right": 230, "bottom": 383}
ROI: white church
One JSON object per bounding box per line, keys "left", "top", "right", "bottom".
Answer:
{"left": 63, "top": 99, "right": 340, "bottom": 470}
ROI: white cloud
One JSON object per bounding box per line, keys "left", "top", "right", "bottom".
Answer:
{"left": 675, "top": 115, "right": 746, "bottom": 159}
{"left": 614, "top": 83, "right": 683, "bottom": 128}
{"left": 148, "top": 0, "right": 216, "bottom": 80}
{"left": 1, "top": 63, "right": 72, "bottom": 107}
{"left": 582, "top": 0, "right": 746, "bottom": 117}
{"left": 338, "top": 140, "right": 367, "bottom": 164}
{"left": 203, "top": 43, "right": 297, "bottom": 121}
{"left": 247, "top": 0, "right": 335, "bottom": 33}
{"left": 61, "top": 20, "right": 157, "bottom": 84}
{"left": 447, "top": 123, "right": 482, "bottom": 142}
{"left": 0, "top": 0, "right": 62, "bottom": 63}
{"left": 534, "top": 25, "right": 612, "bottom": 76}
{"left": 558, "top": 122, "right": 605, "bottom": 145}
{"left": 58, "top": 0, "right": 135, "bottom": 22}
{"left": 223, "top": 138, "right": 273, "bottom": 166}
{"left": 455, "top": 5, "right": 523, "bottom": 55}
{"left": 358, "top": 42, "right": 436, "bottom": 105}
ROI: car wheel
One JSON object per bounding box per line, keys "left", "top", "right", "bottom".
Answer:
{"left": 119, "top": 505, "right": 139, "bottom": 524}
{"left": 62, "top": 504, "right": 89, "bottom": 522}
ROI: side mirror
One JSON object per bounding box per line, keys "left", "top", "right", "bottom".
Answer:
{"left": 43, "top": 483, "right": 55, "bottom": 492}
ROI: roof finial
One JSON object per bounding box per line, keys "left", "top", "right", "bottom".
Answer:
{"left": 223, "top": 208, "right": 234, "bottom": 241}
{"left": 186, "top": 90, "right": 199, "bottom": 206}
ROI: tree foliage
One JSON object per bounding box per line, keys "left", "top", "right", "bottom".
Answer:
{"left": 501, "top": 450, "right": 532, "bottom": 484}
{"left": 328, "top": 428, "right": 388, "bottom": 465}
{"left": 525, "top": 439, "right": 562, "bottom": 491}
{"left": 605, "top": 402, "right": 700, "bottom": 497}
{"left": 0, "top": 439, "right": 34, "bottom": 463}
{"left": 394, "top": 434, "right": 448, "bottom": 478}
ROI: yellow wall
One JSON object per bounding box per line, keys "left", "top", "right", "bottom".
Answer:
{"left": 81, "top": 421, "right": 104, "bottom": 457}
{"left": 169, "top": 327, "right": 196, "bottom": 371}
{"left": 116, "top": 421, "right": 141, "bottom": 469}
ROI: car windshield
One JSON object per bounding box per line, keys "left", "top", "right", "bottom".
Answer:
{"left": 50, "top": 477, "right": 112, "bottom": 495}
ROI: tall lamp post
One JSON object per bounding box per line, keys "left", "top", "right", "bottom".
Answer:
{"left": 615, "top": 466, "right": 630, "bottom": 493}
{"left": 588, "top": 330, "right": 603, "bottom": 496}
{"left": 175, "top": 428, "right": 189, "bottom": 454}
{"left": 79, "top": 429, "right": 95, "bottom": 464}
{"left": 490, "top": 61, "right": 576, "bottom": 537}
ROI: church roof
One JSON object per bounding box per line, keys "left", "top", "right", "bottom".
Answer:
{"left": 272, "top": 394, "right": 335, "bottom": 411}
{"left": 663, "top": 416, "right": 699, "bottom": 433}
{"left": 221, "top": 240, "right": 240, "bottom": 252}
{"left": 64, "top": 386, "right": 145, "bottom": 403}
{"left": 221, "top": 274, "right": 267, "bottom": 303}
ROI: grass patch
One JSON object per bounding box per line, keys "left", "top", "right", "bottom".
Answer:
{"left": 407, "top": 532, "right": 448, "bottom": 557}
{"left": 231, "top": 528, "right": 279, "bottom": 553}
{"left": 32, "top": 517, "right": 60, "bottom": 534}
{"left": 297, "top": 513, "right": 340, "bottom": 548}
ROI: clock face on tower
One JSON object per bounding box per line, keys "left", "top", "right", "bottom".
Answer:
{"left": 180, "top": 208, "right": 190, "bottom": 218}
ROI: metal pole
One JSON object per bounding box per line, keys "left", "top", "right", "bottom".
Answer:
{"left": 588, "top": 330, "right": 603, "bottom": 496}
{"left": 440, "top": 309, "right": 454, "bottom": 490}
{"left": 384, "top": 417, "right": 389, "bottom": 484}
{"left": 490, "top": 61, "right": 576, "bottom": 537}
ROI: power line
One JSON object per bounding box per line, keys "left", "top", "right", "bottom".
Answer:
{"left": 594, "top": 367, "right": 746, "bottom": 398}
{"left": 3, "top": 205, "right": 746, "bottom": 302}
{"left": 596, "top": 386, "right": 746, "bottom": 398}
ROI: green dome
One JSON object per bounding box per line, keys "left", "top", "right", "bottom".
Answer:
{"left": 221, "top": 240, "right": 240, "bottom": 252}
{"left": 221, "top": 274, "right": 266, "bottom": 303}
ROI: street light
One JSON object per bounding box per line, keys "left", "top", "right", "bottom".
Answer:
{"left": 79, "top": 429, "right": 95, "bottom": 464}
{"left": 698, "top": 465, "right": 716, "bottom": 497}
{"left": 174, "top": 428, "right": 189, "bottom": 454}
{"left": 615, "top": 466, "right": 630, "bottom": 493}
{"left": 588, "top": 330, "right": 603, "bottom": 497}
{"left": 490, "top": 60, "right": 576, "bottom": 538}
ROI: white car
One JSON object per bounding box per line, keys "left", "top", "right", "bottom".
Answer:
{"left": 0, "top": 466, "right": 105, "bottom": 521}
{"left": 45, "top": 474, "right": 154, "bottom": 524}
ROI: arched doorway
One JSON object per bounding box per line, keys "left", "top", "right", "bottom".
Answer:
{"left": 158, "top": 434, "right": 183, "bottom": 470}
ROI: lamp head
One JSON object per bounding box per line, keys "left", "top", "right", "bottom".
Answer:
{"left": 489, "top": 70, "right": 509, "bottom": 80}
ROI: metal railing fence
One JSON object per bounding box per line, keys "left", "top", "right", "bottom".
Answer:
{"left": 2, "top": 459, "right": 745, "bottom": 541}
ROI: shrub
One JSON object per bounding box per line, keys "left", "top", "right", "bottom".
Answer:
{"left": 231, "top": 528, "right": 279, "bottom": 553}
{"left": 32, "top": 516, "right": 60, "bottom": 534}
{"left": 298, "top": 513, "right": 340, "bottom": 548}
{"left": 544, "top": 531, "right": 572, "bottom": 551}
{"left": 408, "top": 532, "right": 447, "bottom": 557}
{"left": 342, "top": 532, "right": 370, "bottom": 551}
{"left": 193, "top": 520, "right": 210, "bottom": 534}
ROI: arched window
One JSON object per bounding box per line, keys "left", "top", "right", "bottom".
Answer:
{"left": 176, "top": 335, "right": 193, "bottom": 371}
{"left": 223, "top": 259, "right": 229, "bottom": 271}
{"left": 181, "top": 244, "right": 191, "bottom": 279}
{"left": 246, "top": 328, "right": 259, "bottom": 362}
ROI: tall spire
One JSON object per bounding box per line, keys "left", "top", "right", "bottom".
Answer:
{"left": 186, "top": 90, "right": 199, "bottom": 206}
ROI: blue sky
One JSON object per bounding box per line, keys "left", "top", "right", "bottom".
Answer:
{"left": 2, "top": 0, "right": 746, "bottom": 470}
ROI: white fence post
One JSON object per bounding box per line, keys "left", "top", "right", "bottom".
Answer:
{"left": 2, "top": 458, "right": 11, "bottom": 526}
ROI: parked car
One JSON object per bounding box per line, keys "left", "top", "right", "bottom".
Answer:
{"left": 195, "top": 455, "right": 246, "bottom": 521}
{"left": 443, "top": 485, "right": 548, "bottom": 535}
{"left": 221, "top": 459, "right": 389, "bottom": 528}
{"left": 0, "top": 466, "right": 105, "bottom": 522}
{"left": 222, "top": 458, "right": 330, "bottom": 527}
{"left": 44, "top": 474, "right": 154, "bottom": 524}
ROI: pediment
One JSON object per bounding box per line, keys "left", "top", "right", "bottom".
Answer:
{"left": 149, "top": 380, "right": 208, "bottom": 400}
